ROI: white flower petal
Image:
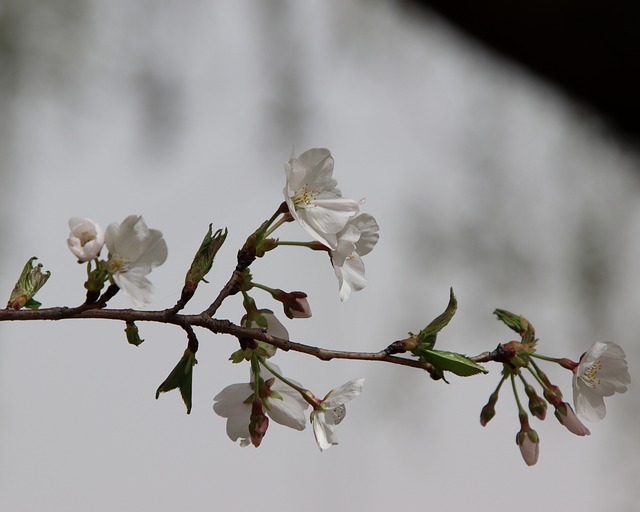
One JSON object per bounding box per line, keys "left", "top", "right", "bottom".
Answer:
{"left": 352, "top": 213, "right": 380, "bottom": 256}
{"left": 312, "top": 412, "right": 337, "bottom": 451}
{"left": 336, "top": 255, "right": 367, "bottom": 302}
{"left": 573, "top": 379, "right": 607, "bottom": 422}
{"left": 67, "top": 217, "right": 105, "bottom": 262}
{"left": 112, "top": 269, "right": 155, "bottom": 308}
{"left": 323, "top": 378, "right": 365, "bottom": 408}
{"left": 267, "top": 392, "right": 308, "bottom": 431}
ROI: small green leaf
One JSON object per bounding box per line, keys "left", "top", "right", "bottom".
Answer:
{"left": 124, "top": 321, "right": 144, "bottom": 346}
{"left": 416, "top": 288, "right": 457, "bottom": 349}
{"left": 493, "top": 309, "right": 535, "bottom": 343}
{"left": 6, "top": 257, "right": 51, "bottom": 309}
{"left": 155, "top": 349, "right": 197, "bottom": 414}
{"left": 185, "top": 225, "right": 227, "bottom": 288}
{"left": 420, "top": 349, "right": 488, "bottom": 377}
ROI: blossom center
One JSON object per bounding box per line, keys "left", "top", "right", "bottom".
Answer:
{"left": 108, "top": 254, "right": 131, "bottom": 274}
{"left": 79, "top": 230, "right": 96, "bottom": 247}
{"left": 293, "top": 184, "right": 319, "bottom": 209}
{"left": 581, "top": 362, "right": 603, "bottom": 389}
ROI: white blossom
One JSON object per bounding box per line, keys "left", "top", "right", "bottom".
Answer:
{"left": 573, "top": 342, "right": 630, "bottom": 422}
{"left": 284, "top": 148, "right": 359, "bottom": 250}
{"left": 213, "top": 363, "right": 309, "bottom": 447}
{"left": 311, "top": 378, "right": 364, "bottom": 451}
{"left": 104, "top": 215, "right": 167, "bottom": 307}
{"left": 67, "top": 217, "right": 105, "bottom": 262}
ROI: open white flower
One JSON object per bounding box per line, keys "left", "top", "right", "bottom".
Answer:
{"left": 311, "top": 378, "right": 364, "bottom": 451}
{"left": 572, "top": 342, "right": 630, "bottom": 422}
{"left": 331, "top": 213, "right": 379, "bottom": 301}
{"left": 105, "top": 215, "right": 168, "bottom": 307}
{"left": 67, "top": 217, "right": 105, "bottom": 262}
{"left": 284, "top": 148, "right": 359, "bottom": 250}
{"left": 213, "top": 363, "right": 309, "bottom": 446}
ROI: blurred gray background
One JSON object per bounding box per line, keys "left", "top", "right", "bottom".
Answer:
{"left": 1, "top": 1, "right": 638, "bottom": 511}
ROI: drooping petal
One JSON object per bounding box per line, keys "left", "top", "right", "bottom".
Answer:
{"left": 573, "top": 379, "right": 607, "bottom": 422}
{"left": 312, "top": 412, "right": 337, "bottom": 451}
{"left": 335, "top": 255, "right": 367, "bottom": 302}
{"left": 266, "top": 391, "right": 308, "bottom": 431}
{"left": 111, "top": 268, "right": 155, "bottom": 308}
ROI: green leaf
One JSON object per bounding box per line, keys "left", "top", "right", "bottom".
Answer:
{"left": 155, "top": 349, "right": 197, "bottom": 414}
{"left": 185, "top": 225, "right": 227, "bottom": 288}
{"left": 493, "top": 309, "right": 536, "bottom": 344}
{"left": 420, "top": 349, "right": 488, "bottom": 377}
{"left": 124, "top": 321, "right": 144, "bottom": 346}
{"left": 416, "top": 288, "right": 457, "bottom": 349}
{"left": 6, "top": 257, "right": 51, "bottom": 309}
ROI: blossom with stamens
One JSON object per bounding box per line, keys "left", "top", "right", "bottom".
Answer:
{"left": 104, "top": 215, "right": 167, "bottom": 307}
{"left": 572, "top": 341, "right": 630, "bottom": 422}
{"left": 284, "top": 148, "right": 359, "bottom": 250}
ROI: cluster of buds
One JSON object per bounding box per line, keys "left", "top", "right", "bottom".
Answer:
{"left": 481, "top": 310, "right": 630, "bottom": 465}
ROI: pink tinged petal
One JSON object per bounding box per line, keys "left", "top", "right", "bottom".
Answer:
{"left": 288, "top": 296, "right": 312, "bottom": 319}
{"left": 323, "top": 378, "right": 365, "bottom": 408}
{"left": 518, "top": 433, "right": 539, "bottom": 466}
{"left": 555, "top": 403, "right": 591, "bottom": 436}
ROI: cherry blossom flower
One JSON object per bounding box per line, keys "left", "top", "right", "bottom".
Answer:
{"left": 67, "top": 217, "right": 105, "bottom": 262}
{"left": 284, "top": 148, "right": 359, "bottom": 250}
{"left": 104, "top": 215, "right": 168, "bottom": 307}
{"left": 331, "top": 213, "right": 379, "bottom": 301}
{"left": 572, "top": 342, "right": 630, "bottom": 422}
{"left": 311, "top": 378, "right": 364, "bottom": 451}
{"left": 213, "top": 363, "right": 309, "bottom": 447}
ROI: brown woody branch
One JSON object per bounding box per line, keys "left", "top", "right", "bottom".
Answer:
{"left": 0, "top": 306, "right": 500, "bottom": 372}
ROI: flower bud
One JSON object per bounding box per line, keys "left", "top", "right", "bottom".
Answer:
{"left": 272, "top": 289, "right": 312, "bottom": 319}
{"left": 554, "top": 402, "right": 591, "bottom": 436}
{"left": 523, "top": 383, "right": 547, "bottom": 420}
{"left": 249, "top": 400, "right": 269, "bottom": 447}
{"left": 516, "top": 427, "right": 540, "bottom": 466}
{"left": 480, "top": 390, "right": 500, "bottom": 426}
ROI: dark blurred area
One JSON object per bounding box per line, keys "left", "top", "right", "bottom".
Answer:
{"left": 405, "top": 0, "right": 640, "bottom": 146}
